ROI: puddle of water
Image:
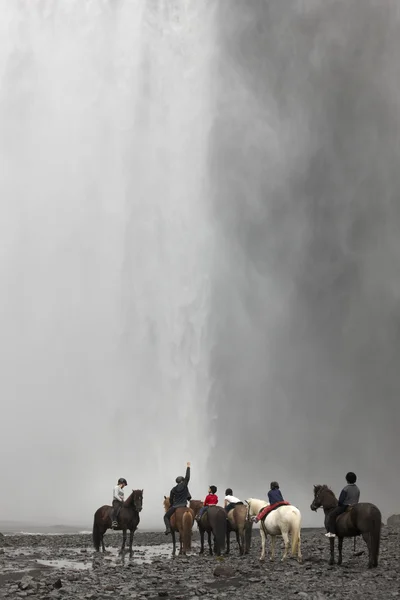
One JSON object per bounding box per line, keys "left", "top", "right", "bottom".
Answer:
{"left": 35, "top": 544, "right": 173, "bottom": 571}
{"left": 36, "top": 558, "right": 91, "bottom": 570}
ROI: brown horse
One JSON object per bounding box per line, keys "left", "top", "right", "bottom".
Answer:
{"left": 226, "top": 504, "right": 252, "bottom": 555}
{"left": 198, "top": 506, "right": 227, "bottom": 556}
{"left": 163, "top": 497, "right": 194, "bottom": 556}
{"left": 93, "top": 489, "right": 143, "bottom": 557}
{"left": 311, "top": 485, "right": 381, "bottom": 568}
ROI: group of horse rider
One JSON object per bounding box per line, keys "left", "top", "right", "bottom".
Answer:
{"left": 111, "top": 465, "right": 360, "bottom": 539}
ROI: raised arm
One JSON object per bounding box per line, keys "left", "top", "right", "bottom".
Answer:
{"left": 184, "top": 462, "right": 191, "bottom": 484}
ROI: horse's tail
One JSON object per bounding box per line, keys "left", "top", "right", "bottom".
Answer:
{"left": 290, "top": 510, "right": 302, "bottom": 556}
{"left": 369, "top": 507, "right": 381, "bottom": 567}
{"left": 93, "top": 515, "right": 101, "bottom": 551}
{"left": 213, "top": 511, "right": 227, "bottom": 555}
{"left": 182, "top": 510, "right": 193, "bottom": 552}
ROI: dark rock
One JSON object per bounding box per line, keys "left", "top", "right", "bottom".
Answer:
{"left": 213, "top": 565, "right": 235, "bottom": 578}
{"left": 53, "top": 578, "right": 62, "bottom": 589}
{"left": 387, "top": 514, "right": 400, "bottom": 528}
{"left": 19, "top": 576, "right": 34, "bottom": 591}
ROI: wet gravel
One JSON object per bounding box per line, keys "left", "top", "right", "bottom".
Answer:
{"left": 0, "top": 526, "right": 399, "bottom": 599}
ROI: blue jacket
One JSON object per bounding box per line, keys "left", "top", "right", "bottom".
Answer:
{"left": 268, "top": 488, "right": 284, "bottom": 504}
{"left": 338, "top": 483, "right": 360, "bottom": 507}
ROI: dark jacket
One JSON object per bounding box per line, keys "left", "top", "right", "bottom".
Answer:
{"left": 169, "top": 467, "right": 191, "bottom": 508}
{"left": 268, "top": 488, "right": 284, "bottom": 504}
{"left": 338, "top": 483, "right": 360, "bottom": 506}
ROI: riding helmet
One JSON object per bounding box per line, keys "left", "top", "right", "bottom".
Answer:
{"left": 270, "top": 481, "right": 279, "bottom": 489}
{"left": 345, "top": 472, "right": 357, "bottom": 484}
{"left": 175, "top": 476, "right": 184, "bottom": 484}
{"left": 118, "top": 478, "right": 128, "bottom": 485}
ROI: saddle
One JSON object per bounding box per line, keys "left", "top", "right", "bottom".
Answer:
{"left": 258, "top": 501, "right": 290, "bottom": 522}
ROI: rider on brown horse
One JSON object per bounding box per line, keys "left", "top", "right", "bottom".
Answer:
{"left": 325, "top": 472, "right": 360, "bottom": 538}
{"left": 164, "top": 462, "right": 191, "bottom": 535}
{"left": 195, "top": 485, "right": 218, "bottom": 522}
{"left": 112, "top": 478, "right": 127, "bottom": 529}
{"left": 224, "top": 488, "right": 243, "bottom": 512}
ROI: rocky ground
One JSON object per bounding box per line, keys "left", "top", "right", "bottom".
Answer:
{"left": 0, "top": 526, "right": 399, "bottom": 600}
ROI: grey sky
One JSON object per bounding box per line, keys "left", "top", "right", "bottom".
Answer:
{"left": 0, "top": 1, "right": 399, "bottom": 529}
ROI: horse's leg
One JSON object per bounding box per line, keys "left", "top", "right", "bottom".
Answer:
{"left": 129, "top": 529, "right": 135, "bottom": 558}
{"left": 179, "top": 531, "right": 184, "bottom": 555}
{"left": 362, "top": 532, "right": 372, "bottom": 567}
{"left": 171, "top": 530, "right": 176, "bottom": 556}
{"left": 225, "top": 530, "right": 230, "bottom": 555}
{"left": 328, "top": 537, "right": 335, "bottom": 566}
{"left": 199, "top": 527, "right": 205, "bottom": 555}
{"left": 120, "top": 528, "right": 127, "bottom": 556}
{"left": 337, "top": 537, "right": 343, "bottom": 566}
{"left": 297, "top": 531, "right": 302, "bottom": 563}
{"left": 270, "top": 535, "right": 276, "bottom": 562}
{"left": 208, "top": 531, "right": 213, "bottom": 556}
{"left": 236, "top": 529, "right": 243, "bottom": 555}
{"left": 259, "top": 526, "right": 266, "bottom": 561}
{"left": 101, "top": 533, "right": 106, "bottom": 553}
{"left": 281, "top": 531, "right": 290, "bottom": 561}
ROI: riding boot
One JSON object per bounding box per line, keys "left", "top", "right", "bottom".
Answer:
{"left": 163, "top": 515, "right": 171, "bottom": 535}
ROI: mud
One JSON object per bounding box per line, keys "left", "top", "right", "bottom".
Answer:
{"left": 0, "top": 526, "right": 399, "bottom": 599}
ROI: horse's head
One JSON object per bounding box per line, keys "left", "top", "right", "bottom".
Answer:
{"left": 310, "top": 484, "right": 332, "bottom": 511}
{"left": 163, "top": 496, "right": 171, "bottom": 512}
{"left": 131, "top": 489, "right": 143, "bottom": 512}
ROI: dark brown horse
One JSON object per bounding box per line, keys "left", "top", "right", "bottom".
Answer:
{"left": 197, "top": 505, "right": 227, "bottom": 556}
{"left": 311, "top": 485, "right": 381, "bottom": 568}
{"left": 163, "top": 497, "right": 194, "bottom": 556}
{"left": 93, "top": 489, "right": 143, "bottom": 557}
{"left": 226, "top": 504, "right": 252, "bottom": 555}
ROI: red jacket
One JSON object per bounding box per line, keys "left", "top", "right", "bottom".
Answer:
{"left": 204, "top": 493, "right": 218, "bottom": 506}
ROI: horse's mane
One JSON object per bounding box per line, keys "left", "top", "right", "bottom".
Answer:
{"left": 314, "top": 484, "right": 337, "bottom": 501}
{"left": 314, "top": 484, "right": 332, "bottom": 493}
{"left": 124, "top": 489, "right": 142, "bottom": 507}
{"left": 163, "top": 496, "right": 170, "bottom": 510}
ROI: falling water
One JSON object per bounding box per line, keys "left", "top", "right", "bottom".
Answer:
{"left": 0, "top": 1, "right": 215, "bottom": 526}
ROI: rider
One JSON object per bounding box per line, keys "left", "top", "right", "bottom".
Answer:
{"left": 164, "top": 462, "right": 191, "bottom": 535}
{"left": 224, "top": 488, "right": 243, "bottom": 513}
{"left": 196, "top": 485, "right": 218, "bottom": 522}
{"left": 325, "top": 472, "right": 360, "bottom": 538}
{"left": 112, "top": 477, "right": 127, "bottom": 529}
{"left": 252, "top": 481, "right": 289, "bottom": 523}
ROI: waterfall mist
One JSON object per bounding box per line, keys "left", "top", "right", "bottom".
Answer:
{"left": 0, "top": 1, "right": 215, "bottom": 527}
{"left": 1, "top": 0, "right": 399, "bottom": 529}
{"left": 209, "top": 0, "right": 400, "bottom": 522}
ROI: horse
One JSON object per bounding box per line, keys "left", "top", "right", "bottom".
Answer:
{"left": 163, "top": 497, "right": 194, "bottom": 556}
{"left": 246, "top": 498, "right": 302, "bottom": 562}
{"left": 310, "top": 484, "right": 381, "bottom": 568}
{"left": 226, "top": 503, "right": 252, "bottom": 555}
{"left": 92, "top": 489, "right": 143, "bottom": 557}
{"left": 189, "top": 502, "right": 227, "bottom": 556}
{"left": 189, "top": 499, "right": 203, "bottom": 520}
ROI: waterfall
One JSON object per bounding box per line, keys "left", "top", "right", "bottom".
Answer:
{"left": 0, "top": 0, "right": 215, "bottom": 526}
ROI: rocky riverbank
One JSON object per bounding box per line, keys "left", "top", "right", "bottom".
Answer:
{"left": 0, "top": 527, "right": 399, "bottom": 599}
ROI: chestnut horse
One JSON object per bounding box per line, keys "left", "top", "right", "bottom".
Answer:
{"left": 93, "top": 489, "right": 143, "bottom": 557}
{"left": 226, "top": 503, "right": 252, "bottom": 555}
{"left": 163, "top": 497, "right": 194, "bottom": 556}
{"left": 311, "top": 485, "right": 381, "bottom": 568}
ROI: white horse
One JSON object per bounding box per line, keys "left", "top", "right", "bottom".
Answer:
{"left": 246, "top": 498, "right": 302, "bottom": 563}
